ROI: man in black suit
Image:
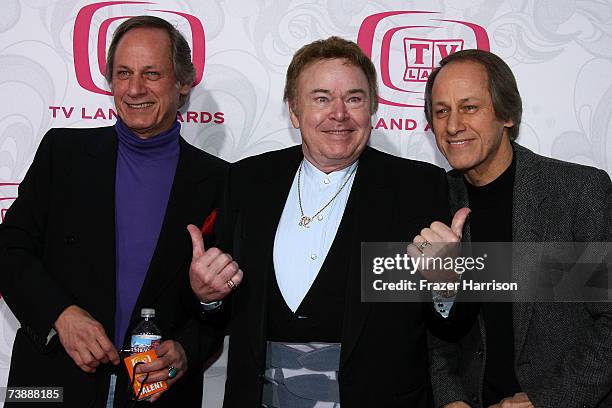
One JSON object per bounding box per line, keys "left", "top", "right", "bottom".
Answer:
{"left": 0, "top": 16, "right": 234, "bottom": 407}
{"left": 189, "top": 36, "right": 471, "bottom": 408}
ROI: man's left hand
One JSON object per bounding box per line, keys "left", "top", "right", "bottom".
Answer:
{"left": 134, "top": 340, "right": 187, "bottom": 402}
{"left": 488, "top": 392, "right": 534, "bottom": 408}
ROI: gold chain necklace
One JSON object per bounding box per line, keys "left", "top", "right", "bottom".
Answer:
{"left": 297, "top": 160, "right": 357, "bottom": 228}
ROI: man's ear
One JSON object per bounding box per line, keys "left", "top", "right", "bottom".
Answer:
{"left": 288, "top": 102, "right": 300, "bottom": 129}
{"left": 179, "top": 82, "right": 191, "bottom": 97}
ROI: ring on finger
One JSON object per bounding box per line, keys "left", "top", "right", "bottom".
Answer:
{"left": 226, "top": 279, "right": 237, "bottom": 290}
{"left": 418, "top": 240, "right": 431, "bottom": 252}
{"left": 168, "top": 365, "right": 178, "bottom": 379}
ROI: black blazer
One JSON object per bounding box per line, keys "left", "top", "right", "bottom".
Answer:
{"left": 218, "top": 145, "right": 471, "bottom": 408}
{"left": 0, "top": 126, "right": 227, "bottom": 407}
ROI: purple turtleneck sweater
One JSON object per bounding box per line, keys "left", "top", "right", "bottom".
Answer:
{"left": 113, "top": 119, "right": 180, "bottom": 347}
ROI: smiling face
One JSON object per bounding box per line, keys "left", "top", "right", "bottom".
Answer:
{"left": 289, "top": 58, "right": 372, "bottom": 173}
{"left": 431, "top": 60, "right": 514, "bottom": 186}
{"left": 111, "top": 27, "right": 190, "bottom": 139}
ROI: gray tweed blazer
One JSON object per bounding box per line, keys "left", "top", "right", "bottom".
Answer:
{"left": 429, "top": 143, "right": 612, "bottom": 408}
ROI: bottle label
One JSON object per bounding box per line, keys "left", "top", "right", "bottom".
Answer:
{"left": 130, "top": 334, "right": 162, "bottom": 354}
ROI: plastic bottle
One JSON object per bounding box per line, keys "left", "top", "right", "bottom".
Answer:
{"left": 130, "top": 308, "right": 162, "bottom": 354}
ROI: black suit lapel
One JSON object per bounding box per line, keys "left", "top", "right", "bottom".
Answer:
{"left": 245, "top": 147, "right": 303, "bottom": 363}
{"left": 130, "top": 139, "right": 217, "bottom": 325}
{"left": 81, "top": 127, "right": 118, "bottom": 331}
{"left": 340, "top": 147, "right": 394, "bottom": 367}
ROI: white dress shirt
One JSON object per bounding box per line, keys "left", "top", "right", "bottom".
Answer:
{"left": 273, "top": 158, "right": 358, "bottom": 312}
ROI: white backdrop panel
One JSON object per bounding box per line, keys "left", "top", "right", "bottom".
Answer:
{"left": 1, "top": 1, "right": 612, "bottom": 406}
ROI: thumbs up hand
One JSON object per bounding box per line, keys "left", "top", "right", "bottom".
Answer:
{"left": 415, "top": 207, "right": 470, "bottom": 245}
{"left": 187, "top": 224, "right": 243, "bottom": 303}
{"left": 407, "top": 208, "right": 471, "bottom": 283}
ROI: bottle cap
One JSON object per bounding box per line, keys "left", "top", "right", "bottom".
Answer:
{"left": 141, "top": 308, "right": 156, "bottom": 318}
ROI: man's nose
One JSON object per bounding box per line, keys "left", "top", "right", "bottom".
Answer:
{"left": 446, "top": 110, "right": 465, "bottom": 135}
{"left": 329, "top": 98, "right": 348, "bottom": 121}
{"left": 127, "top": 75, "right": 147, "bottom": 97}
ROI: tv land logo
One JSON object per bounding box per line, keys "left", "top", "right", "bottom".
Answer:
{"left": 0, "top": 183, "right": 19, "bottom": 224}
{"left": 357, "top": 11, "right": 490, "bottom": 108}
{"left": 73, "top": 1, "right": 205, "bottom": 96}
{"left": 403, "top": 38, "right": 463, "bottom": 82}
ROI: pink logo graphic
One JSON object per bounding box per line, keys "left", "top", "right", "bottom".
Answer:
{"left": 0, "top": 183, "right": 19, "bottom": 224}
{"left": 357, "top": 11, "right": 489, "bottom": 108}
{"left": 73, "top": 1, "right": 205, "bottom": 95}
{"left": 403, "top": 38, "right": 464, "bottom": 82}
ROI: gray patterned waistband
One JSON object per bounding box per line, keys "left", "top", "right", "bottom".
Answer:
{"left": 262, "top": 342, "right": 341, "bottom": 408}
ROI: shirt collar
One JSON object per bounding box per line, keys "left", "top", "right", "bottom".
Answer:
{"left": 301, "top": 158, "right": 359, "bottom": 186}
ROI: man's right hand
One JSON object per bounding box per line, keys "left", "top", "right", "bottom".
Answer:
{"left": 54, "top": 305, "right": 119, "bottom": 373}
{"left": 187, "top": 224, "right": 243, "bottom": 303}
{"left": 408, "top": 207, "right": 471, "bottom": 283}
{"left": 411, "top": 207, "right": 470, "bottom": 249}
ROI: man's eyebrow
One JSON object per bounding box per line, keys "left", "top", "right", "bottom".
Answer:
{"left": 433, "top": 96, "right": 480, "bottom": 105}
{"left": 458, "top": 97, "right": 480, "bottom": 103}
{"left": 114, "top": 64, "right": 159, "bottom": 70}
{"left": 309, "top": 88, "right": 366, "bottom": 95}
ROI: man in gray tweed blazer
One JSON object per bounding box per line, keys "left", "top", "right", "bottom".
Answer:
{"left": 416, "top": 49, "right": 612, "bottom": 408}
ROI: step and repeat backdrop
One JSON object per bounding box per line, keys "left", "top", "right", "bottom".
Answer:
{"left": 1, "top": 0, "right": 611, "bottom": 406}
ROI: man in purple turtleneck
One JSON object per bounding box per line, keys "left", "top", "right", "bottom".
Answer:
{"left": 0, "top": 16, "right": 238, "bottom": 407}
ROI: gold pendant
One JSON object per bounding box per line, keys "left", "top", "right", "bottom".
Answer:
{"left": 299, "top": 215, "right": 312, "bottom": 228}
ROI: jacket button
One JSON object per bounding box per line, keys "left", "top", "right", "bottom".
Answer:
{"left": 64, "top": 236, "right": 76, "bottom": 244}
{"left": 476, "top": 349, "right": 484, "bottom": 358}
